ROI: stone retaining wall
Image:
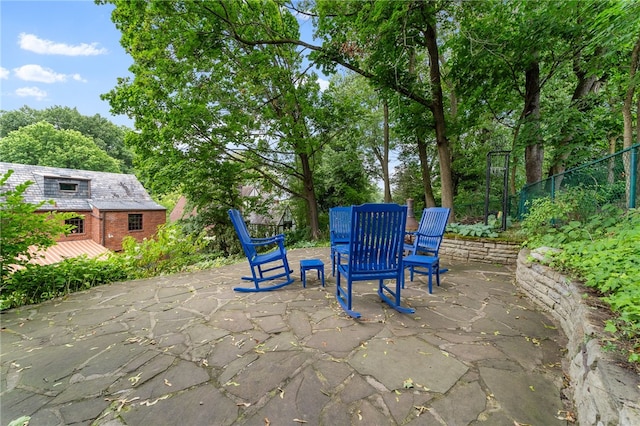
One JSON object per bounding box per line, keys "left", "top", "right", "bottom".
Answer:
{"left": 516, "top": 249, "right": 640, "bottom": 425}
{"left": 440, "top": 237, "right": 520, "bottom": 265}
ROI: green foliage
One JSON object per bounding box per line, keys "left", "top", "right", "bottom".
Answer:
{"left": 0, "top": 170, "right": 78, "bottom": 281}
{"left": 0, "top": 105, "right": 134, "bottom": 171}
{"left": 119, "top": 223, "right": 207, "bottom": 279}
{"left": 1, "top": 255, "right": 128, "bottom": 310}
{"left": 446, "top": 222, "right": 499, "bottom": 238}
{"left": 0, "top": 122, "right": 121, "bottom": 172}
{"left": 523, "top": 197, "right": 640, "bottom": 364}
{"left": 1, "top": 223, "right": 208, "bottom": 310}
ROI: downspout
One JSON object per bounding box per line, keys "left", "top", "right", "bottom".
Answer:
{"left": 101, "top": 211, "right": 106, "bottom": 246}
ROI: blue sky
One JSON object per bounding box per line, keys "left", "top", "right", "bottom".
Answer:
{"left": 1, "top": 1, "right": 134, "bottom": 126}
{"left": 1, "top": 1, "right": 328, "bottom": 128}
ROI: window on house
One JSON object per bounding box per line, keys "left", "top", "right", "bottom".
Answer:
{"left": 65, "top": 217, "right": 85, "bottom": 234}
{"left": 59, "top": 182, "right": 78, "bottom": 192}
{"left": 128, "top": 214, "right": 143, "bottom": 231}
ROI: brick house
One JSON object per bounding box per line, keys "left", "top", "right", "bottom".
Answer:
{"left": 1, "top": 162, "right": 166, "bottom": 253}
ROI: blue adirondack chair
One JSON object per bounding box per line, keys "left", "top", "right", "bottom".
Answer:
{"left": 336, "top": 203, "right": 415, "bottom": 318}
{"left": 228, "top": 209, "right": 294, "bottom": 292}
{"left": 329, "top": 206, "right": 351, "bottom": 276}
{"left": 403, "top": 207, "right": 451, "bottom": 293}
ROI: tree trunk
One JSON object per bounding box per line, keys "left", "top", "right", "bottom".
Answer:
{"left": 522, "top": 59, "right": 544, "bottom": 184}
{"left": 424, "top": 15, "right": 454, "bottom": 217}
{"left": 622, "top": 33, "right": 640, "bottom": 207}
{"left": 382, "top": 100, "right": 392, "bottom": 202}
{"left": 623, "top": 34, "right": 640, "bottom": 151}
{"left": 416, "top": 136, "right": 437, "bottom": 207}
{"left": 299, "top": 152, "right": 320, "bottom": 239}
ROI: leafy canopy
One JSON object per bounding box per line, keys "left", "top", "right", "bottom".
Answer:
{"left": 1, "top": 122, "right": 121, "bottom": 172}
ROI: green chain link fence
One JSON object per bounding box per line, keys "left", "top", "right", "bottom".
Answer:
{"left": 518, "top": 144, "right": 639, "bottom": 219}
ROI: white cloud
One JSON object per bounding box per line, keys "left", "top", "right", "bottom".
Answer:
{"left": 19, "top": 33, "right": 107, "bottom": 56}
{"left": 13, "top": 64, "right": 85, "bottom": 84}
{"left": 0, "top": 67, "right": 9, "bottom": 79}
{"left": 72, "top": 73, "right": 87, "bottom": 83}
{"left": 15, "top": 86, "right": 47, "bottom": 100}
{"left": 317, "top": 77, "right": 329, "bottom": 91}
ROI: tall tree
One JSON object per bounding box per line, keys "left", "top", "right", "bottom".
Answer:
{"left": 1, "top": 122, "right": 121, "bottom": 172}
{"left": 313, "top": 0, "right": 455, "bottom": 212}
{"left": 0, "top": 106, "right": 133, "bottom": 172}
{"left": 101, "top": 0, "right": 330, "bottom": 238}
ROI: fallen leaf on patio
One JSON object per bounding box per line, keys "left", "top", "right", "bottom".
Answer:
{"left": 493, "top": 331, "right": 500, "bottom": 336}
{"left": 556, "top": 410, "right": 576, "bottom": 422}
{"left": 513, "top": 422, "right": 532, "bottom": 426}
{"left": 441, "top": 351, "right": 449, "bottom": 357}
{"left": 237, "top": 402, "right": 251, "bottom": 407}
{"left": 414, "top": 405, "right": 428, "bottom": 416}
{"left": 225, "top": 381, "right": 240, "bottom": 387}
{"left": 357, "top": 410, "right": 363, "bottom": 420}
{"left": 129, "top": 372, "right": 142, "bottom": 386}
{"left": 529, "top": 385, "right": 535, "bottom": 392}
{"left": 139, "top": 395, "right": 169, "bottom": 406}
{"left": 7, "top": 415, "right": 30, "bottom": 426}
{"left": 264, "top": 417, "right": 270, "bottom": 425}
{"left": 403, "top": 378, "right": 414, "bottom": 389}
{"left": 278, "top": 387, "right": 284, "bottom": 399}
{"left": 293, "top": 419, "right": 307, "bottom": 423}
{"left": 542, "top": 322, "right": 557, "bottom": 330}
{"left": 164, "top": 378, "right": 172, "bottom": 386}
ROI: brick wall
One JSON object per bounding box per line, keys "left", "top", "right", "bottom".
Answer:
{"left": 54, "top": 210, "right": 94, "bottom": 243}
{"left": 102, "top": 210, "right": 166, "bottom": 251}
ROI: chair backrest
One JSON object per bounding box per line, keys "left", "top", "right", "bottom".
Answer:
{"left": 228, "top": 209, "right": 257, "bottom": 260}
{"left": 411, "top": 207, "right": 451, "bottom": 256}
{"left": 329, "top": 206, "right": 352, "bottom": 245}
{"left": 348, "top": 203, "right": 407, "bottom": 273}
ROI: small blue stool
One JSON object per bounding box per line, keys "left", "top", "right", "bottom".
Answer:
{"left": 300, "top": 259, "right": 325, "bottom": 288}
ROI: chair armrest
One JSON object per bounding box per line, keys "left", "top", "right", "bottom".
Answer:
{"left": 249, "top": 234, "right": 285, "bottom": 246}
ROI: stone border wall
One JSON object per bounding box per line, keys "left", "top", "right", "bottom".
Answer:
{"left": 440, "top": 237, "right": 520, "bottom": 265}
{"left": 515, "top": 249, "right": 640, "bottom": 425}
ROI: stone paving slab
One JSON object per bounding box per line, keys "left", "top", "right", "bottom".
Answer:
{"left": 1, "top": 247, "right": 571, "bottom": 425}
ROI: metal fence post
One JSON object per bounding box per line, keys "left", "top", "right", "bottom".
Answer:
{"left": 630, "top": 146, "right": 637, "bottom": 209}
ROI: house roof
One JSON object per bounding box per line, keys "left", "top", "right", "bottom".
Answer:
{"left": 0, "top": 162, "right": 165, "bottom": 212}
{"left": 28, "top": 240, "right": 111, "bottom": 266}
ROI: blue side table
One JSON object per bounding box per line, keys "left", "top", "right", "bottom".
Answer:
{"left": 300, "top": 259, "right": 325, "bottom": 288}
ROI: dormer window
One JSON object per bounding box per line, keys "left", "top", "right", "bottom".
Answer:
{"left": 59, "top": 182, "right": 78, "bottom": 192}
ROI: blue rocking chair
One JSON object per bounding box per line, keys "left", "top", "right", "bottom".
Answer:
{"left": 228, "top": 209, "right": 295, "bottom": 292}
{"left": 329, "top": 206, "right": 351, "bottom": 276}
{"left": 336, "top": 203, "right": 415, "bottom": 319}
{"left": 403, "top": 207, "right": 451, "bottom": 293}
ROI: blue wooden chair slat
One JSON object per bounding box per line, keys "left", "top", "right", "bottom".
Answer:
{"left": 228, "top": 209, "right": 294, "bottom": 292}
{"left": 329, "top": 206, "right": 351, "bottom": 276}
{"left": 403, "top": 207, "right": 451, "bottom": 293}
{"left": 336, "top": 203, "right": 415, "bottom": 318}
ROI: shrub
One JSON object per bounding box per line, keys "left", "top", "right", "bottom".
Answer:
{"left": 119, "top": 223, "right": 206, "bottom": 279}
{"left": 523, "top": 197, "right": 640, "bottom": 364}
{"left": 1, "top": 255, "right": 128, "bottom": 310}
